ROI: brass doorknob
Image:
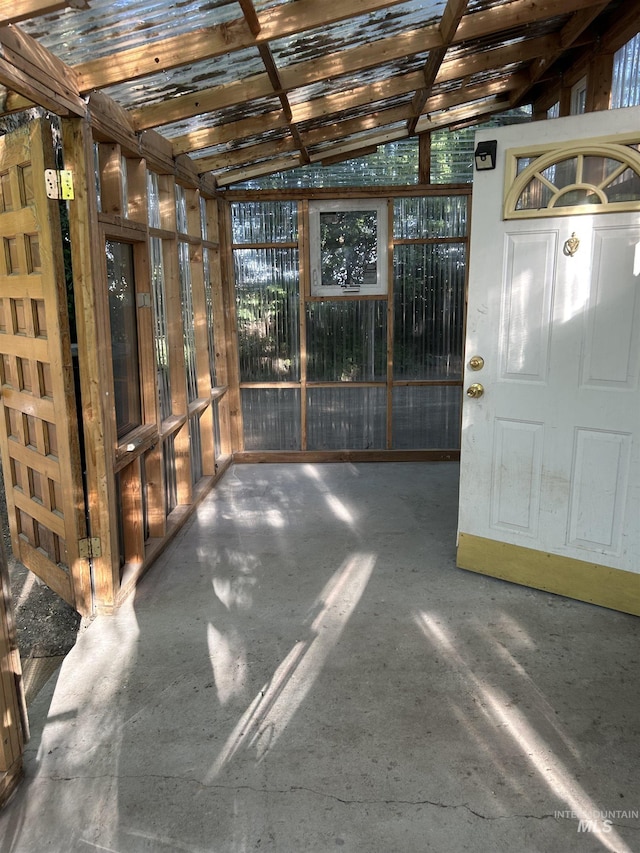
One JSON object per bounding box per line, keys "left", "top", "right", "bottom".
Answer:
{"left": 469, "top": 355, "right": 484, "bottom": 371}
{"left": 466, "top": 383, "right": 484, "bottom": 399}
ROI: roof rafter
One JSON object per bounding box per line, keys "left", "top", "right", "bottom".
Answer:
{"left": 0, "top": 0, "right": 86, "bottom": 25}
{"left": 191, "top": 72, "right": 526, "bottom": 177}
{"left": 407, "top": 0, "right": 468, "bottom": 134}
{"left": 167, "top": 34, "right": 559, "bottom": 157}
{"left": 508, "top": 0, "right": 609, "bottom": 107}
{"left": 73, "top": 0, "right": 411, "bottom": 91}
{"left": 130, "top": 0, "right": 602, "bottom": 133}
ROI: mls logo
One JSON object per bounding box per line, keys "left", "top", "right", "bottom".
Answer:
{"left": 578, "top": 819, "right": 613, "bottom": 834}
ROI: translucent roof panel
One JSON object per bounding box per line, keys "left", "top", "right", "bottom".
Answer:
{"left": 193, "top": 128, "right": 292, "bottom": 160}
{"left": 466, "top": 0, "right": 517, "bottom": 11}
{"left": 161, "top": 99, "right": 284, "bottom": 140}
{"left": 432, "top": 64, "right": 527, "bottom": 97}
{"left": 100, "top": 47, "right": 265, "bottom": 110}
{"left": 19, "top": 0, "right": 242, "bottom": 65}
{"left": 231, "top": 139, "right": 420, "bottom": 189}
{"left": 445, "top": 16, "right": 571, "bottom": 61}
{"left": 287, "top": 54, "right": 429, "bottom": 107}
{"left": 307, "top": 122, "right": 408, "bottom": 158}
{"left": 298, "top": 94, "right": 415, "bottom": 131}
{"left": 270, "top": 0, "right": 445, "bottom": 67}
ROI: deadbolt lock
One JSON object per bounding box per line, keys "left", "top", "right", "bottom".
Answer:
{"left": 469, "top": 355, "right": 485, "bottom": 371}
{"left": 466, "top": 383, "right": 485, "bottom": 399}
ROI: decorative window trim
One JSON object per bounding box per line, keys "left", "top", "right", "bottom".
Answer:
{"left": 503, "top": 137, "right": 640, "bottom": 220}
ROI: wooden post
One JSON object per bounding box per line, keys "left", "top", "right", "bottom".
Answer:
{"left": 62, "top": 117, "right": 120, "bottom": 613}
{"left": 586, "top": 52, "right": 614, "bottom": 113}
{"left": 299, "top": 199, "right": 308, "bottom": 451}
{"left": 418, "top": 132, "right": 431, "bottom": 184}
{"left": 219, "top": 199, "right": 243, "bottom": 452}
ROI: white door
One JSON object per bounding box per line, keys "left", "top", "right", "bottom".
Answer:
{"left": 457, "top": 109, "right": 640, "bottom": 615}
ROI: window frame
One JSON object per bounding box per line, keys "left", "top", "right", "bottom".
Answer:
{"left": 308, "top": 198, "right": 389, "bottom": 299}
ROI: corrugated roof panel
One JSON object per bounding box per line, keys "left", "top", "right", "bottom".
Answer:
{"left": 298, "top": 94, "right": 414, "bottom": 131}
{"left": 287, "top": 53, "right": 429, "bottom": 106}
{"left": 100, "top": 46, "right": 265, "bottom": 110}
{"left": 432, "top": 63, "right": 526, "bottom": 95}
{"left": 270, "top": 0, "right": 444, "bottom": 67}
{"left": 445, "top": 15, "right": 571, "bottom": 60}
{"left": 466, "top": 0, "right": 516, "bottom": 11}
{"left": 160, "top": 98, "right": 284, "bottom": 139}
{"left": 253, "top": 0, "right": 294, "bottom": 10}
{"left": 307, "top": 120, "right": 408, "bottom": 155}
{"left": 192, "top": 128, "right": 292, "bottom": 160}
{"left": 19, "top": 0, "right": 241, "bottom": 65}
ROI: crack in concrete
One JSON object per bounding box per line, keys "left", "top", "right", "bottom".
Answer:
{"left": 37, "top": 774, "right": 560, "bottom": 822}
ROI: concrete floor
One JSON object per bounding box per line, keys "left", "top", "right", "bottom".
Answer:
{"left": 1, "top": 462, "right": 639, "bottom": 853}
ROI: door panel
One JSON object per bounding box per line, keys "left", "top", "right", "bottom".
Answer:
{"left": 458, "top": 113, "right": 640, "bottom": 615}
{"left": 0, "top": 120, "right": 90, "bottom": 613}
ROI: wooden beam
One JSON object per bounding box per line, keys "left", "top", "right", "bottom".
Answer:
{"left": 130, "top": 74, "right": 276, "bottom": 132}
{"left": 414, "top": 95, "right": 511, "bottom": 132}
{"left": 320, "top": 145, "right": 379, "bottom": 166}
{"left": 308, "top": 127, "right": 407, "bottom": 163}
{"left": 130, "top": 18, "right": 565, "bottom": 135}
{"left": 215, "top": 154, "right": 301, "bottom": 186}
{"left": 408, "top": 0, "right": 468, "bottom": 134}
{"left": 194, "top": 136, "right": 297, "bottom": 173}
{"left": 88, "top": 90, "right": 139, "bottom": 154}
{"left": 303, "top": 105, "right": 409, "bottom": 147}
{"left": 0, "top": 24, "right": 84, "bottom": 116}
{"left": 171, "top": 110, "right": 287, "bottom": 156}
{"left": 418, "top": 132, "right": 431, "bottom": 183}
{"left": 508, "top": 2, "right": 607, "bottom": 107}
{"left": 74, "top": 0, "right": 410, "bottom": 91}
{"left": 238, "top": 0, "right": 261, "bottom": 35}
{"left": 176, "top": 70, "right": 526, "bottom": 176}
{"left": 164, "top": 34, "right": 557, "bottom": 159}
{"left": 62, "top": 117, "right": 121, "bottom": 611}
{"left": 0, "top": 0, "right": 87, "bottom": 25}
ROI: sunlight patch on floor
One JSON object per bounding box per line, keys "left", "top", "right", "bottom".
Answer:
{"left": 414, "top": 611, "right": 633, "bottom": 853}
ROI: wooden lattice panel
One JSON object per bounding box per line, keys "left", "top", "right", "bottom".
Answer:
{"left": 0, "top": 121, "right": 89, "bottom": 611}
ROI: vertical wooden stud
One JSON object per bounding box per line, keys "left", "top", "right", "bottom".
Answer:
{"left": 62, "top": 118, "right": 120, "bottom": 613}
{"left": 299, "top": 199, "right": 308, "bottom": 451}
{"left": 219, "top": 199, "right": 243, "bottom": 453}
{"left": 386, "top": 197, "right": 394, "bottom": 450}
{"left": 418, "top": 132, "right": 431, "bottom": 184}
{"left": 98, "top": 143, "right": 124, "bottom": 216}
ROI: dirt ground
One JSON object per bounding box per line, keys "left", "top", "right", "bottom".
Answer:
{"left": 1, "top": 466, "right": 81, "bottom": 663}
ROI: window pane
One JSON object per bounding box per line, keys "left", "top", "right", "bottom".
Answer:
{"left": 231, "top": 201, "right": 298, "bottom": 243}
{"left": 612, "top": 33, "right": 640, "bottom": 109}
{"left": 163, "top": 435, "right": 178, "bottom": 517}
{"left": 242, "top": 388, "right": 300, "bottom": 450}
{"left": 392, "top": 386, "right": 461, "bottom": 449}
{"left": 393, "top": 243, "right": 466, "bottom": 380}
{"left": 235, "top": 248, "right": 300, "bottom": 382}
{"left": 179, "top": 241, "right": 198, "bottom": 402}
{"left": 203, "top": 248, "right": 217, "bottom": 388}
{"left": 307, "top": 386, "right": 386, "bottom": 450}
{"left": 189, "top": 413, "right": 203, "bottom": 484}
{"left": 306, "top": 300, "right": 387, "bottom": 382}
{"left": 107, "top": 240, "right": 141, "bottom": 438}
{"left": 150, "top": 237, "right": 172, "bottom": 420}
{"left": 393, "top": 196, "right": 467, "bottom": 240}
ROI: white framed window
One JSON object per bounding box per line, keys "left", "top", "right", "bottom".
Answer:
{"left": 309, "top": 199, "right": 388, "bottom": 297}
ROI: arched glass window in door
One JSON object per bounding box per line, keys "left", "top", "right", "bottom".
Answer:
{"left": 504, "top": 142, "right": 640, "bottom": 219}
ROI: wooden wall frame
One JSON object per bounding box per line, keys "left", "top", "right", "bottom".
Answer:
{"left": 60, "top": 122, "right": 233, "bottom": 613}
